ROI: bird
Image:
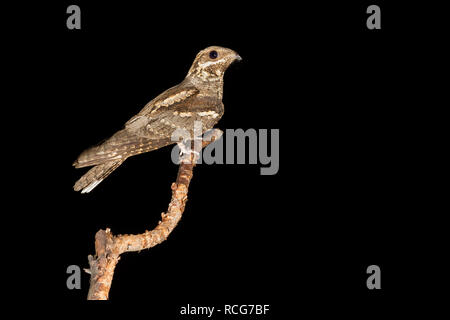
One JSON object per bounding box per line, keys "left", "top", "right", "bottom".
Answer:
{"left": 73, "top": 46, "right": 241, "bottom": 193}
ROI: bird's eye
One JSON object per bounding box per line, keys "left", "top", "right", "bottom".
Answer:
{"left": 209, "top": 50, "right": 218, "bottom": 59}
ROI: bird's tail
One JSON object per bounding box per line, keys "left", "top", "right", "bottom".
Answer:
{"left": 74, "top": 159, "right": 125, "bottom": 193}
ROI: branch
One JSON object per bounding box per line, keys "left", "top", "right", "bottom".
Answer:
{"left": 86, "top": 129, "right": 223, "bottom": 300}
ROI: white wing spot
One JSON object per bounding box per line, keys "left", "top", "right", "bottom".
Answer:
{"left": 81, "top": 179, "right": 103, "bottom": 194}
{"left": 160, "top": 118, "right": 178, "bottom": 129}
{"left": 198, "top": 111, "right": 219, "bottom": 119}
{"left": 151, "top": 89, "right": 197, "bottom": 113}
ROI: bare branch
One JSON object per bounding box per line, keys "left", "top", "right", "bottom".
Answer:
{"left": 86, "top": 129, "right": 223, "bottom": 300}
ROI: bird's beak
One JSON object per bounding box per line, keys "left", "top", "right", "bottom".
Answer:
{"left": 234, "top": 54, "right": 243, "bottom": 61}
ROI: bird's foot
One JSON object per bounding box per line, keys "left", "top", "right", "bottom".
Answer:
{"left": 178, "top": 139, "right": 202, "bottom": 163}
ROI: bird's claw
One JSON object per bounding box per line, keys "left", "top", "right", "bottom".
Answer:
{"left": 178, "top": 141, "right": 201, "bottom": 162}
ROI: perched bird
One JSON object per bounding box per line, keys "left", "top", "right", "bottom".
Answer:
{"left": 73, "top": 46, "right": 241, "bottom": 193}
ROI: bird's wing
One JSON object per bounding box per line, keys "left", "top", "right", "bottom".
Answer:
{"left": 125, "top": 87, "right": 223, "bottom": 140}
{"left": 142, "top": 96, "right": 224, "bottom": 139}
{"left": 73, "top": 84, "right": 224, "bottom": 168}
{"left": 73, "top": 128, "right": 174, "bottom": 168}
{"left": 125, "top": 84, "right": 199, "bottom": 128}
{"left": 74, "top": 84, "right": 200, "bottom": 168}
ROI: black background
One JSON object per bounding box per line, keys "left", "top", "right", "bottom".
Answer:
{"left": 6, "top": 0, "right": 447, "bottom": 316}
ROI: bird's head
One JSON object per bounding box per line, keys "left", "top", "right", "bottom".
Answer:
{"left": 187, "top": 46, "right": 242, "bottom": 81}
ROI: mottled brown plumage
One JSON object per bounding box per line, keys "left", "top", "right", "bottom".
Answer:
{"left": 73, "top": 46, "right": 241, "bottom": 193}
